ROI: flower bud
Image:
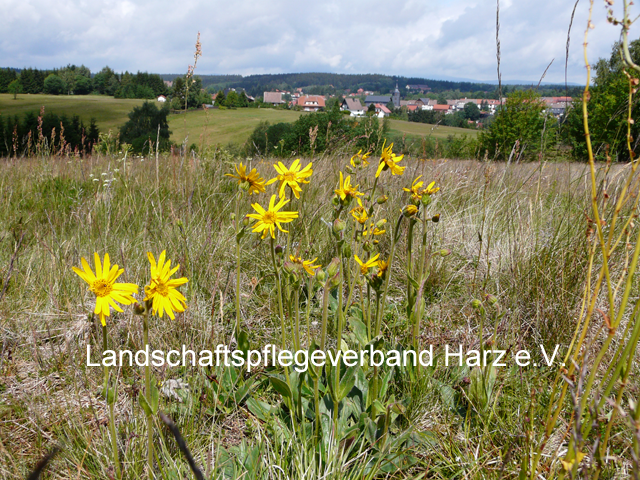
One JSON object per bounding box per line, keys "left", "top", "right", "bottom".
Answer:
{"left": 376, "top": 219, "right": 387, "bottom": 229}
{"left": 362, "top": 241, "right": 373, "bottom": 252}
{"left": 333, "top": 218, "right": 346, "bottom": 235}
{"left": 439, "top": 248, "right": 451, "bottom": 257}
{"left": 376, "top": 195, "right": 388, "bottom": 204}
{"left": 402, "top": 205, "right": 419, "bottom": 218}
{"left": 283, "top": 261, "right": 297, "bottom": 275}
{"left": 471, "top": 299, "right": 483, "bottom": 311}
{"left": 345, "top": 166, "right": 355, "bottom": 174}
{"left": 326, "top": 258, "right": 340, "bottom": 278}
{"left": 275, "top": 245, "right": 284, "bottom": 256}
{"left": 485, "top": 294, "right": 498, "bottom": 306}
{"left": 432, "top": 214, "right": 440, "bottom": 223}
{"left": 133, "top": 302, "right": 145, "bottom": 315}
{"left": 316, "top": 270, "right": 327, "bottom": 282}
{"left": 242, "top": 215, "right": 250, "bottom": 227}
{"left": 230, "top": 213, "right": 236, "bottom": 221}
{"left": 331, "top": 195, "right": 340, "bottom": 206}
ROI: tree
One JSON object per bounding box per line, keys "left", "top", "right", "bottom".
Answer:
{"left": 74, "top": 75, "right": 93, "bottom": 95}
{"left": 479, "top": 89, "right": 556, "bottom": 160}
{"left": 214, "top": 89, "right": 226, "bottom": 106}
{"left": 119, "top": 102, "right": 172, "bottom": 154}
{"left": 463, "top": 102, "right": 481, "bottom": 121}
{"left": 8, "top": 79, "right": 22, "bottom": 99}
{"left": 44, "top": 74, "right": 65, "bottom": 95}
{"left": 562, "top": 38, "right": 640, "bottom": 161}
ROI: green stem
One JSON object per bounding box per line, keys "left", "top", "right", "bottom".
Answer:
{"left": 103, "top": 324, "right": 122, "bottom": 479}
{"left": 320, "top": 283, "right": 329, "bottom": 351}
{"left": 143, "top": 310, "right": 153, "bottom": 476}
{"left": 413, "top": 213, "right": 428, "bottom": 351}
{"left": 235, "top": 191, "right": 242, "bottom": 337}
{"left": 375, "top": 216, "right": 403, "bottom": 336}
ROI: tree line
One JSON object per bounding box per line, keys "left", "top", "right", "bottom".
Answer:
{"left": 0, "top": 65, "right": 170, "bottom": 99}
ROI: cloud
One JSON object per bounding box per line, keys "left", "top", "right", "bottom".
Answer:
{"left": 2, "top": 0, "right": 639, "bottom": 83}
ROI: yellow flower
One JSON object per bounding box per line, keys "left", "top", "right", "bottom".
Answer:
{"left": 422, "top": 181, "right": 440, "bottom": 195}
{"left": 266, "top": 159, "right": 313, "bottom": 199}
{"left": 363, "top": 225, "right": 386, "bottom": 236}
{"left": 247, "top": 194, "right": 299, "bottom": 239}
{"left": 225, "top": 162, "right": 266, "bottom": 195}
{"left": 335, "top": 171, "right": 363, "bottom": 201}
{"left": 289, "top": 255, "right": 321, "bottom": 276}
{"left": 403, "top": 176, "right": 425, "bottom": 202}
{"left": 144, "top": 251, "right": 188, "bottom": 320}
{"left": 350, "top": 149, "right": 370, "bottom": 167}
{"left": 402, "top": 204, "right": 419, "bottom": 218}
{"left": 350, "top": 198, "right": 369, "bottom": 224}
{"left": 375, "top": 140, "right": 405, "bottom": 178}
{"left": 376, "top": 260, "right": 388, "bottom": 278}
{"left": 73, "top": 253, "right": 138, "bottom": 326}
{"left": 354, "top": 253, "right": 380, "bottom": 275}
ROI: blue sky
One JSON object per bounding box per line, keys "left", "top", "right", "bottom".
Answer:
{"left": 2, "top": 0, "right": 638, "bottom": 84}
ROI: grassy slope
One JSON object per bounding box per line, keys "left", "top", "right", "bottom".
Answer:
{"left": 3, "top": 151, "right": 631, "bottom": 478}
{"left": 0, "top": 94, "right": 477, "bottom": 148}
{"left": 0, "top": 93, "right": 146, "bottom": 133}
{"left": 167, "top": 108, "right": 302, "bottom": 147}
{"left": 387, "top": 118, "right": 479, "bottom": 139}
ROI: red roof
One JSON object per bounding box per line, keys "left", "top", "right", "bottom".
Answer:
{"left": 433, "top": 104, "right": 449, "bottom": 111}
{"left": 297, "top": 95, "right": 326, "bottom": 107}
{"left": 407, "top": 105, "right": 418, "bottom": 111}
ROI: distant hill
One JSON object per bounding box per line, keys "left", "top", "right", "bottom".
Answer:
{"left": 159, "top": 72, "right": 581, "bottom": 98}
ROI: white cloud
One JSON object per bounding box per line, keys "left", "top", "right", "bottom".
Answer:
{"left": 1, "top": 0, "right": 639, "bottom": 83}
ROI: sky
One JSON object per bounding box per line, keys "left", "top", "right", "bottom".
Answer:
{"left": 2, "top": 0, "right": 639, "bottom": 85}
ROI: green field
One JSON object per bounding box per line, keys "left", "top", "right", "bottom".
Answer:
{"left": 0, "top": 93, "right": 146, "bottom": 133}
{"left": 1, "top": 94, "right": 478, "bottom": 149}
{"left": 168, "top": 108, "right": 477, "bottom": 148}
{"left": 387, "top": 118, "right": 479, "bottom": 139}
{"left": 167, "top": 108, "right": 302, "bottom": 146}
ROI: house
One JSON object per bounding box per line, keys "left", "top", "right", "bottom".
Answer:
{"left": 341, "top": 98, "right": 366, "bottom": 116}
{"left": 164, "top": 80, "right": 173, "bottom": 88}
{"left": 433, "top": 104, "right": 450, "bottom": 113}
{"left": 297, "top": 95, "right": 325, "bottom": 112}
{"left": 406, "top": 105, "right": 418, "bottom": 112}
{"left": 157, "top": 95, "right": 166, "bottom": 103}
{"left": 374, "top": 103, "right": 391, "bottom": 117}
{"left": 365, "top": 95, "right": 391, "bottom": 107}
{"left": 264, "top": 92, "right": 285, "bottom": 105}
{"left": 406, "top": 84, "right": 431, "bottom": 93}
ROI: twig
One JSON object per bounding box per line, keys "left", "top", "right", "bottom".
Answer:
{"left": 158, "top": 412, "right": 204, "bottom": 480}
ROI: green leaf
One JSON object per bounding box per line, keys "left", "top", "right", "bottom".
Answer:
{"left": 139, "top": 393, "right": 152, "bottom": 417}
{"left": 348, "top": 316, "right": 368, "bottom": 347}
{"left": 237, "top": 329, "right": 250, "bottom": 357}
{"left": 150, "top": 382, "right": 159, "bottom": 414}
{"left": 269, "top": 376, "right": 292, "bottom": 399}
{"left": 339, "top": 365, "right": 357, "bottom": 401}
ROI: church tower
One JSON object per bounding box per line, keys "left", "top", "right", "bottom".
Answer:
{"left": 392, "top": 81, "right": 401, "bottom": 108}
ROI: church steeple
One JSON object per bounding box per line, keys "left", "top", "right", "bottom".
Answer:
{"left": 392, "top": 80, "right": 400, "bottom": 108}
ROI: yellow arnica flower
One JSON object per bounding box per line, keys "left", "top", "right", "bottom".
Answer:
{"left": 225, "top": 162, "right": 266, "bottom": 195}
{"left": 376, "top": 260, "right": 388, "bottom": 278}
{"left": 289, "top": 255, "right": 321, "bottom": 276}
{"left": 248, "top": 194, "right": 299, "bottom": 239}
{"left": 335, "top": 171, "right": 363, "bottom": 201}
{"left": 422, "top": 181, "right": 440, "bottom": 196}
{"left": 355, "top": 253, "right": 380, "bottom": 275}
{"left": 266, "top": 159, "right": 313, "bottom": 199}
{"left": 350, "top": 198, "right": 369, "bottom": 224}
{"left": 363, "top": 225, "right": 386, "bottom": 236}
{"left": 404, "top": 176, "right": 425, "bottom": 202}
{"left": 375, "top": 140, "right": 405, "bottom": 178}
{"left": 350, "top": 149, "right": 371, "bottom": 167}
{"left": 402, "top": 204, "right": 419, "bottom": 218}
{"left": 73, "top": 253, "right": 138, "bottom": 326}
{"left": 144, "top": 251, "right": 188, "bottom": 320}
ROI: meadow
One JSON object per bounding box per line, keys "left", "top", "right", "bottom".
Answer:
{"left": 0, "top": 133, "right": 638, "bottom": 478}
{"left": 0, "top": 94, "right": 477, "bottom": 152}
